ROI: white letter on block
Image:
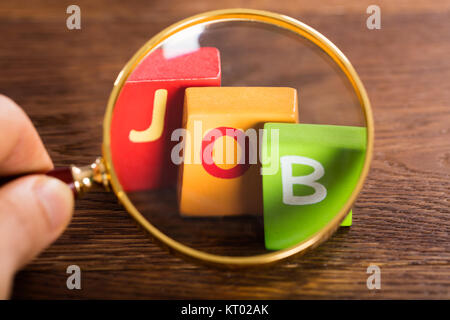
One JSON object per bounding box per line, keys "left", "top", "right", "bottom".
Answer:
{"left": 280, "top": 155, "right": 327, "bottom": 205}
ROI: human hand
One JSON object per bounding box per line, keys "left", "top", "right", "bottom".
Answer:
{"left": 0, "top": 95, "right": 74, "bottom": 299}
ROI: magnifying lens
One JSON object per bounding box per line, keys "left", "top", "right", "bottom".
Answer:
{"left": 10, "top": 9, "right": 374, "bottom": 267}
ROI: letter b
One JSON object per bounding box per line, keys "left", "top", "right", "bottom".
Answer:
{"left": 280, "top": 155, "right": 327, "bottom": 205}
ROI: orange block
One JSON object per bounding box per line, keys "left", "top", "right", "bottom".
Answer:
{"left": 177, "top": 87, "right": 299, "bottom": 216}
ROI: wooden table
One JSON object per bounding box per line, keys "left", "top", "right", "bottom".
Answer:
{"left": 1, "top": 0, "right": 448, "bottom": 299}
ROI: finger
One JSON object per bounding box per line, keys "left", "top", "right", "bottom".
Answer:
{"left": 0, "top": 268, "right": 12, "bottom": 300}
{"left": 0, "top": 175, "right": 73, "bottom": 298}
{"left": 0, "top": 95, "right": 53, "bottom": 176}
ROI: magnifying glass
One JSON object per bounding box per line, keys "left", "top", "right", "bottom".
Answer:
{"left": 7, "top": 9, "right": 374, "bottom": 267}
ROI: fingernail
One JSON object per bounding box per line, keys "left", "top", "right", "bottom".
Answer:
{"left": 34, "top": 177, "right": 74, "bottom": 230}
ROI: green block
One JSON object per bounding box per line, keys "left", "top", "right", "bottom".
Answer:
{"left": 262, "top": 123, "right": 366, "bottom": 250}
{"left": 341, "top": 210, "right": 352, "bottom": 227}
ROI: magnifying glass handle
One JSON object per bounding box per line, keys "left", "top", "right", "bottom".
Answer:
{"left": 0, "top": 167, "right": 77, "bottom": 197}
{"left": 46, "top": 167, "right": 78, "bottom": 197}
{"left": 0, "top": 158, "right": 108, "bottom": 199}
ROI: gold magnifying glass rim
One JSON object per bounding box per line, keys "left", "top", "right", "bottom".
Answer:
{"left": 102, "top": 8, "right": 374, "bottom": 267}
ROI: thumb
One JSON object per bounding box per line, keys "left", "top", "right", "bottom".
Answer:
{"left": 0, "top": 175, "right": 73, "bottom": 298}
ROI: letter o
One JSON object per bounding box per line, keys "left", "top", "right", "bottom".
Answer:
{"left": 201, "top": 127, "right": 250, "bottom": 179}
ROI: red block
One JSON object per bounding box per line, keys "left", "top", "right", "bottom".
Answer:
{"left": 110, "top": 47, "right": 221, "bottom": 191}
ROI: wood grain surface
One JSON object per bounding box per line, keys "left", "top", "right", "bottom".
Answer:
{"left": 0, "top": 0, "right": 448, "bottom": 299}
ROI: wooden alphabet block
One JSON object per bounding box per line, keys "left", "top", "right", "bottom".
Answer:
{"left": 178, "top": 87, "right": 299, "bottom": 216}
{"left": 110, "top": 48, "right": 221, "bottom": 191}
{"left": 261, "top": 123, "right": 366, "bottom": 250}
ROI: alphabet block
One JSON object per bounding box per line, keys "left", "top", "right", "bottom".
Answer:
{"left": 178, "top": 87, "right": 299, "bottom": 216}
{"left": 262, "top": 123, "right": 366, "bottom": 250}
{"left": 110, "top": 47, "right": 221, "bottom": 191}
